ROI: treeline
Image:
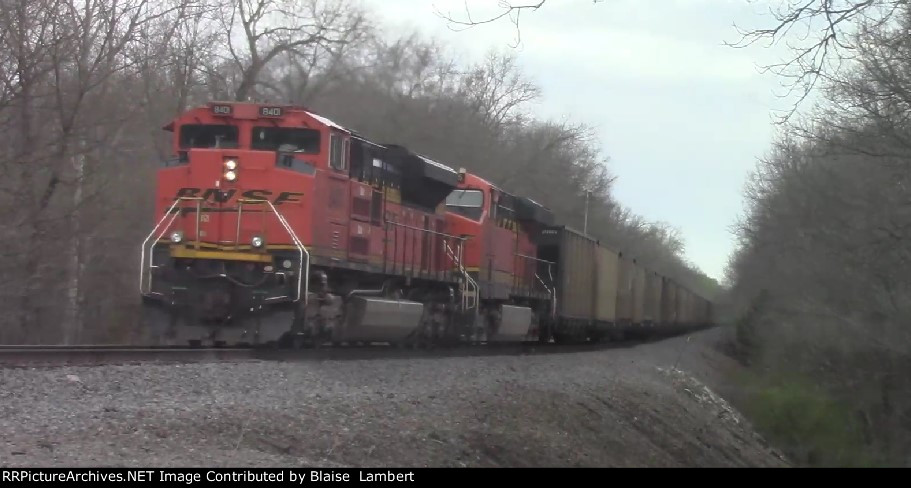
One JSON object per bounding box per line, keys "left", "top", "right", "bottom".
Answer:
{"left": 0, "top": 0, "right": 718, "bottom": 345}
{"left": 725, "top": 1, "right": 911, "bottom": 467}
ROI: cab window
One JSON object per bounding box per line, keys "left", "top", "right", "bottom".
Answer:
{"left": 329, "top": 133, "right": 348, "bottom": 170}
{"left": 251, "top": 127, "right": 320, "bottom": 153}
{"left": 179, "top": 124, "right": 238, "bottom": 149}
{"left": 446, "top": 189, "right": 484, "bottom": 220}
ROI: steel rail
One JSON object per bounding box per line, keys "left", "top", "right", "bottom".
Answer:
{"left": 0, "top": 326, "right": 716, "bottom": 367}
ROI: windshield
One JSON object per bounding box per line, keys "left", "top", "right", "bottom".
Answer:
{"left": 446, "top": 190, "right": 483, "bottom": 207}
{"left": 179, "top": 124, "right": 239, "bottom": 149}
{"left": 251, "top": 127, "right": 321, "bottom": 153}
{"left": 446, "top": 189, "right": 483, "bottom": 220}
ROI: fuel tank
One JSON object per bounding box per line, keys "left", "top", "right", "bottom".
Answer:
{"left": 336, "top": 296, "right": 425, "bottom": 343}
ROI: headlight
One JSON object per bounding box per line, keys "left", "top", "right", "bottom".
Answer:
{"left": 251, "top": 235, "right": 264, "bottom": 248}
{"left": 224, "top": 159, "right": 237, "bottom": 170}
{"left": 170, "top": 230, "right": 184, "bottom": 243}
{"left": 224, "top": 170, "right": 237, "bottom": 181}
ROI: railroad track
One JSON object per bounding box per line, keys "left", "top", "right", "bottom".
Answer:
{"left": 0, "top": 328, "right": 711, "bottom": 368}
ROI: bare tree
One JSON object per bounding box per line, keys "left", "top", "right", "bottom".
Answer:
{"left": 217, "top": 0, "right": 368, "bottom": 101}
{"left": 458, "top": 51, "right": 541, "bottom": 131}
{"left": 0, "top": 0, "right": 197, "bottom": 343}
{"left": 728, "top": 0, "right": 906, "bottom": 121}
{"left": 724, "top": 7, "right": 911, "bottom": 457}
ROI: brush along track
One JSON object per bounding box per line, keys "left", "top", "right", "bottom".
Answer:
{"left": 0, "top": 328, "right": 711, "bottom": 368}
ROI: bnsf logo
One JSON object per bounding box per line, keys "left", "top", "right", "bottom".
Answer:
{"left": 174, "top": 188, "right": 303, "bottom": 205}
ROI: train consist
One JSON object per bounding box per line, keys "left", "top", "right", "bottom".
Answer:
{"left": 140, "top": 101, "right": 714, "bottom": 347}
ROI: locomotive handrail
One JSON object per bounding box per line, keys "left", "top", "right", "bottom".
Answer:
{"left": 384, "top": 219, "right": 476, "bottom": 311}
{"left": 243, "top": 198, "right": 309, "bottom": 306}
{"left": 514, "top": 252, "right": 557, "bottom": 320}
{"left": 536, "top": 272, "right": 557, "bottom": 319}
{"left": 514, "top": 253, "right": 555, "bottom": 265}
{"left": 139, "top": 196, "right": 309, "bottom": 307}
{"left": 384, "top": 219, "right": 467, "bottom": 278}
{"left": 547, "top": 263, "right": 556, "bottom": 319}
{"left": 514, "top": 252, "right": 556, "bottom": 287}
{"left": 139, "top": 196, "right": 203, "bottom": 295}
{"left": 444, "top": 240, "right": 478, "bottom": 312}
{"left": 384, "top": 220, "right": 468, "bottom": 241}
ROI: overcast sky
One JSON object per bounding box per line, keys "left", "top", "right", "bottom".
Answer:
{"left": 361, "top": 0, "right": 802, "bottom": 282}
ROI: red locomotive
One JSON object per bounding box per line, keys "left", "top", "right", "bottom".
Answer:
{"left": 139, "top": 101, "right": 713, "bottom": 347}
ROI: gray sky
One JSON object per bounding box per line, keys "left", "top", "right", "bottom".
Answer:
{"left": 362, "top": 0, "right": 801, "bottom": 282}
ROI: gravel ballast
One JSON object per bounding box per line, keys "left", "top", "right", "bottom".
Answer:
{"left": 0, "top": 328, "right": 787, "bottom": 467}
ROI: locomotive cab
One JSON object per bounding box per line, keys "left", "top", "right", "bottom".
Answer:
{"left": 140, "top": 102, "right": 348, "bottom": 346}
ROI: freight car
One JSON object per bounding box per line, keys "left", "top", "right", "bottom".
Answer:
{"left": 139, "top": 101, "right": 713, "bottom": 348}
{"left": 533, "top": 225, "right": 707, "bottom": 343}
{"left": 536, "top": 225, "right": 613, "bottom": 343}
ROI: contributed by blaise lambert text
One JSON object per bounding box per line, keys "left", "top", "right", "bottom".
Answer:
{"left": 3, "top": 469, "right": 416, "bottom": 483}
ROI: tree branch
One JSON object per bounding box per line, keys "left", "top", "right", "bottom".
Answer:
{"left": 725, "top": 0, "right": 898, "bottom": 123}
{"left": 433, "top": 0, "right": 547, "bottom": 48}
